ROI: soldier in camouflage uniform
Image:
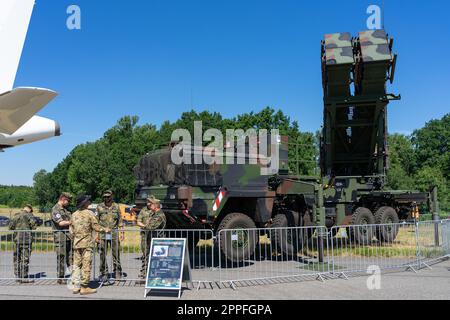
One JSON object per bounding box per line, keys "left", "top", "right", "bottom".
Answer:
{"left": 97, "top": 190, "right": 124, "bottom": 281}
{"left": 137, "top": 196, "right": 166, "bottom": 279}
{"left": 70, "top": 194, "right": 110, "bottom": 295}
{"left": 9, "top": 205, "right": 37, "bottom": 283}
{"left": 51, "top": 192, "right": 73, "bottom": 284}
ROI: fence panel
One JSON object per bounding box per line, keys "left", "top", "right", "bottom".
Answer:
{"left": 1, "top": 221, "right": 449, "bottom": 286}
{"left": 417, "top": 220, "right": 450, "bottom": 268}
{"left": 0, "top": 230, "right": 73, "bottom": 281}
{"left": 94, "top": 229, "right": 215, "bottom": 284}
{"left": 330, "top": 223, "right": 419, "bottom": 276}
{"left": 217, "top": 226, "right": 330, "bottom": 287}
{"left": 443, "top": 220, "right": 450, "bottom": 256}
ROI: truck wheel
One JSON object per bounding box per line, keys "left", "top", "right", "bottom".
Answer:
{"left": 217, "top": 213, "right": 258, "bottom": 262}
{"left": 374, "top": 206, "right": 400, "bottom": 242}
{"left": 350, "top": 207, "right": 375, "bottom": 244}
{"left": 271, "top": 211, "right": 302, "bottom": 256}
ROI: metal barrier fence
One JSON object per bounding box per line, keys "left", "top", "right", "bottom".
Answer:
{"left": 0, "top": 230, "right": 69, "bottom": 281}
{"left": 217, "top": 226, "right": 330, "bottom": 288}
{"left": 0, "top": 221, "right": 449, "bottom": 287}
{"left": 416, "top": 220, "right": 450, "bottom": 269}
{"left": 443, "top": 220, "right": 450, "bottom": 256}
{"left": 330, "top": 223, "right": 419, "bottom": 277}
{"left": 97, "top": 229, "right": 215, "bottom": 285}
{"left": 0, "top": 228, "right": 215, "bottom": 284}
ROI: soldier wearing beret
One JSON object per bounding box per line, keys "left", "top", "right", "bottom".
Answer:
{"left": 51, "top": 192, "right": 73, "bottom": 284}
{"left": 97, "top": 190, "right": 124, "bottom": 281}
{"left": 136, "top": 196, "right": 166, "bottom": 280}
{"left": 70, "top": 194, "right": 110, "bottom": 295}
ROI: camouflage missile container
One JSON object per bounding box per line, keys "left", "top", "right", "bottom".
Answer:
{"left": 320, "top": 30, "right": 438, "bottom": 243}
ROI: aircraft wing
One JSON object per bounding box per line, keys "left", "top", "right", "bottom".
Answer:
{"left": 0, "top": 87, "right": 58, "bottom": 135}
{"left": 0, "top": 0, "right": 35, "bottom": 94}
{"left": 0, "top": 1, "right": 61, "bottom": 148}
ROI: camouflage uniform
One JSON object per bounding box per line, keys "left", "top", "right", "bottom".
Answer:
{"left": 138, "top": 207, "right": 166, "bottom": 278}
{"left": 70, "top": 209, "right": 107, "bottom": 289}
{"left": 51, "top": 203, "right": 73, "bottom": 279}
{"left": 9, "top": 210, "right": 37, "bottom": 280}
{"left": 97, "top": 202, "right": 123, "bottom": 277}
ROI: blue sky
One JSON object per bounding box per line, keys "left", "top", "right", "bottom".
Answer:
{"left": 1, "top": 0, "right": 449, "bottom": 186}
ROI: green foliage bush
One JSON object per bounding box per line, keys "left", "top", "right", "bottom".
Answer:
{"left": 0, "top": 185, "right": 35, "bottom": 208}
{"left": 387, "top": 114, "right": 449, "bottom": 211}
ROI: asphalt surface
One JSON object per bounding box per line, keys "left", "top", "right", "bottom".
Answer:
{"left": 0, "top": 260, "right": 449, "bottom": 300}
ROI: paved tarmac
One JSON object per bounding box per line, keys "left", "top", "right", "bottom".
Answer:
{"left": 0, "top": 260, "right": 449, "bottom": 300}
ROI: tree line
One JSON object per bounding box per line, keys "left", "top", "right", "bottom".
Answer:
{"left": 32, "top": 108, "right": 316, "bottom": 211}
{"left": 386, "top": 113, "right": 449, "bottom": 211}
{"left": 3, "top": 108, "right": 447, "bottom": 213}
{"left": 0, "top": 185, "right": 35, "bottom": 209}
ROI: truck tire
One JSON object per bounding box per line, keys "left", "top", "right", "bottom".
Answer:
{"left": 217, "top": 213, "right": 258, "bottom": 262}
{"left": 271, "top": 211, "right": 302, "bottom": 256}
{"left": 374, "top": 206, "right": 400, "bottom": 243}
{"left": 350, "top": 207, "right": 375, "bottom": 244}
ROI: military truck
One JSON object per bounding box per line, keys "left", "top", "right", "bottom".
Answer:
{"left": 134, "top": 137, "right": 325, "bottom": 262}
{"left": 134, "top": 29, "right": 439, "bottom": 261}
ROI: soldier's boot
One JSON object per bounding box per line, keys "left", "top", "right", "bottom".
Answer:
{"left": 57, "top": 279, "right": 68, "bottom": 285}
{"left": 72, "top": 288, "right": 81, "bottom": 294}
{"left": 136, "top": 273, "right": 145, "bottom": 284}
{"left": 80, "top": 287, "right": 97, "bottom": 295}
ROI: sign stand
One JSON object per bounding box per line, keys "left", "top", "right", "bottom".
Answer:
{"left": 144, "top": 238, "right": 191, "bottom": 299}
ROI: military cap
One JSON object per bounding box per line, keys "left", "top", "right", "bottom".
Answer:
{"left": 76, "top": 194, "right": 92, "bottom": 209}
{"left": 103, "top": 190, "right": 113, "bottom": 197}
{"left": 24, "top": 204, "right": 33, "bottom": 212}
{"left": 147, "top": 195, "right": 160, "bottom": 205}
{"left": 60, "top": 192, "right": 73, "bottom": 200}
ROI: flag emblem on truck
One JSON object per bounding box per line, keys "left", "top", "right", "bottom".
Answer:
{"left": 213, "top": 189, "right": 226, "bottom": 212}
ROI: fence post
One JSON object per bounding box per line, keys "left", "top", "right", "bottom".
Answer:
{"left": 317, "top": 228, "right": 325, "bottom": 264}
{"left": 330, "top": 226, "right": 336, "bottom": 275}
{"left": 415, "top": 220, "right": 421, "bottom": 270}
{"left": 433, "top": 221, "right": 440, "bottom": 248}
{"left": 431, "top": 187, "right": 441, "bottom": 247}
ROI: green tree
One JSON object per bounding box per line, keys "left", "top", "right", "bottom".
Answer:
{"left": 410, "top": 114, "right": 449, "bottom": 211}
{"left": 412, "top": 114, "right": 449, "bottom": 178}
{"left": 413, "top": 166, "right": 448, "bottom": 211}
{"left": 0, "top": 185, "right": 35, "bottom": 208}
{"left": 33, "top": 170, "right": 53, "bottom": 209}
{"left": 386, "top": 134, "right": 415, "bottom": 190}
